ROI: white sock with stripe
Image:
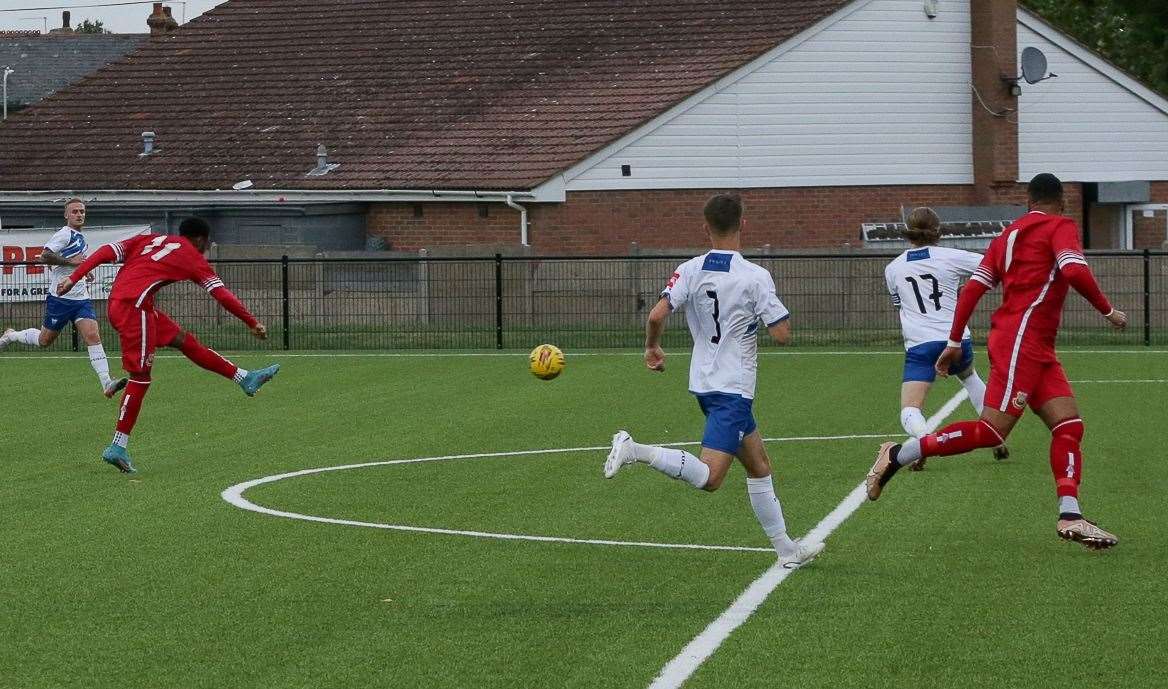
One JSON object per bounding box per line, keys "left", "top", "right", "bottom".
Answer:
{"left": 899, "top": 407, "right": 928, "bottom": 438}
{"left": 746, "top": 475, "right": 797, "bottom": 556}
{"left": 12, "top": 328, "right": 41, "bottom": 346}
{"left": 647, "top": 447, "right": 710, "bottom": 489}
{"left": 112, "top": 431, "right": 130, "bottom": 448}
{"left": 233, "top": 369, "right": 248, "bottom": 384}
{"left": 87, "top": 344, "right": 113, "bottom": 387}
{"left": 961, "top": 370, "right": 987, "bottom": 413}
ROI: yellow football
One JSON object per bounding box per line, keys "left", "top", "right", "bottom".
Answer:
{"left": 529, "top": 344, "right": 565, "bottom": 380}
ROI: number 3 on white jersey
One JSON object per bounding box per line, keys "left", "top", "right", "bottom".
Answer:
{"left": 140, "top": 236, "right": 181, "bottom": 261}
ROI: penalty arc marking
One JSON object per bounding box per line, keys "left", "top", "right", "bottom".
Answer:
{"left": 221, "top": 433, "right": 896, "bottom": 554}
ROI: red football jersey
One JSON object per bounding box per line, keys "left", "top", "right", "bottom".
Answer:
{"left": 970, "top": 211, "right": 1088, "bottom": 351}
{"left": 107, "top": 233, "right": 225, "bottom": 308}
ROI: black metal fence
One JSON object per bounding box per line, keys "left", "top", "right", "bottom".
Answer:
{"left": 2, "top": 251, "right": 1165, "bottom": 351}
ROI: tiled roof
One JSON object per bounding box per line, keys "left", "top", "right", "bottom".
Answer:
{"left": 0, "top": 0, "right": 850, "bottom": 191}
{"left": 0, "top": 34, "right": 148, "bottom": 107}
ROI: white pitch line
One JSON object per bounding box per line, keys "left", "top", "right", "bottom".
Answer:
{"left": 648, "top": 389, "right": 968, "bottom": 689}
{"left": 221, "top": 432, "right": 896, "bottom": 555}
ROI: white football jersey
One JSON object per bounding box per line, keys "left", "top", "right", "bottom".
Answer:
{"left": 44, "top": 226, "right": 90, "bottom": 301}
{"left": 661, "top": 250, "right": 789, "bottom": 399}
{"left": 884, "top": 245, "right": 982, "bottom": 349}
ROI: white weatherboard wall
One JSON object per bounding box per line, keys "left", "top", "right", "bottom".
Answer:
{"left": 1018, "top": 14, "right": 1168, "bottom": 182}
{"left": 564, "top": 0, "right": 973, "bottom": 191}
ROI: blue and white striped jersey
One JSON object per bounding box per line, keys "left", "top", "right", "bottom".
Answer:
{"left": 44, "top": 226, "right": 90, "bottom": 301}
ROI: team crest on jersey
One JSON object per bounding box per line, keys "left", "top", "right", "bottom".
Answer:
{"left": 1012, "top": 391, "right": 1029, "bottom": 410}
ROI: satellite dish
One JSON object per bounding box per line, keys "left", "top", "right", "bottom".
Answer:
{"left": 1021, "top": 47, "right": 1050, "bottom": 84}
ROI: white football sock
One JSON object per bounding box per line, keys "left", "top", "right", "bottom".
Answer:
{"left": 1059, "top": 496, "right": 1081, "bottom": 516}
{"left": 961, "top": 370, "right": 987, "bottom": 414}
{"left": 233, "top": 369, "right": 248, "bottom": 384}
{"left": 899, "top": 407, "right": 929, "bottom": 438}
{"left": 647, "top": 447, "right": 709, "bottom": 489}
{"left": 13, "top": 328, "right": 41, "bottom": 347}
{"left": 112, "top": 431, "right": 130, "bottom": 448}
{"left": 895, "top": 438, "right": 924, "bottom": 466}
{"left": 87, "top": 344, "right": 113, "bottom": 387}
{"left": 747, "top": 475, "right": 797, "bottom": 556}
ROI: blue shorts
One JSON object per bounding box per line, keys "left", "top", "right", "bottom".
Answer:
{"left": 694, "top": 392, "right": 757, "bottom": 455}
{"left": 903, "top": 339, "right": 974, "bottom": 383}
{"left": 42, "top": 295, "right": 97, "bottom": 332}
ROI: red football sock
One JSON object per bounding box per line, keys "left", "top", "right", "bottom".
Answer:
{"left": 1049, "top": 418, "right": 1084, "bottom": 498}
{"left": 921, "top": 419, "right": 1004, "bottom": 458}
{"left": 178, "top": 333, "right": 238, "bottom": 380}
{"left": 114, "top": 378, "right": 151, "bottom": 443}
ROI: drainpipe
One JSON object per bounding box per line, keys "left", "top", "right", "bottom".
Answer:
{"left": 505, "top": 194, "right": 529, "bottom": 246}
{"left": 2, "top": 68, "right": 13, "bottom": 121}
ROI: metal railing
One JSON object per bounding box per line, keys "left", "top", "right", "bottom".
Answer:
{"left": 1, "top": 251, "right": 1164, "bottom": 351}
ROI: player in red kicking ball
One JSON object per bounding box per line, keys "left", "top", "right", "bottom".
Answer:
{"left": 57, "top": 217, "right": 279, "bottom": 474}
{"left": 865, "top": 173, "right": 1127, "bottom": 549}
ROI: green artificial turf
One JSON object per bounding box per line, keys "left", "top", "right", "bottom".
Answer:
{"left": 1, "top": 348, "right": 1164, "bottom": 688}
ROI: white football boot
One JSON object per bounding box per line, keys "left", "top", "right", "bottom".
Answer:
{"left": 778, "top": 540, "right": 825, "bottom": 569}
{"left": 603, "top": 430, "right": 637, "bottom": 478}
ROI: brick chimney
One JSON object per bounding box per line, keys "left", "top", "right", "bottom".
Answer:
{"left": 971, "top": 0, "right": 1019, "bottom": 203}
{"left": 163, "top": 6, "right": 179, "bottom": 33}
{"left": 48, "top": 11, "right": 73, "bottom": 34}
{"left": 147, "top": 3, "right": 168, "bottom": 38}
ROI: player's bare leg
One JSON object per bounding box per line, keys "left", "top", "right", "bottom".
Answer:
{"left": 955, "top": 366, "right": 1009, "bottom": 461}
{"left": 737, "top": 431, "right": 823, "bottom": 568}
{"left": 867, "top": 407, "right": 1018, "bottom": 500}
{"left": 899, "top": 381, "right": 931, "bottom": 470}
{"left": 75, "top": 317, "right": 125, "bottom": 398}
{"left": 1037, "top": 396, "right": 1118, "bottom": 549}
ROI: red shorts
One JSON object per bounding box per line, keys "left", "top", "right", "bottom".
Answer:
{"left": 108, "top": 299, "right": 182, "bottom": 374}
{"left": 985, "top": 332, "right": 1074, "bottom": 417}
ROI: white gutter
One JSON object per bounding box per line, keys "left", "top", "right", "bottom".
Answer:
{"left": 505, "top": 194, "right": 529, "bottom": 246}
{"left": 0, "top": 189, "right": 543, "bottom": 205}
{"left": 2, "top": 67, "right": 13, "bottom": 121}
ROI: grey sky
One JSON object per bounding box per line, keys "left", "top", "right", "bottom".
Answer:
{"left": 1, "top": 1, "right": 227, "bottom": 34}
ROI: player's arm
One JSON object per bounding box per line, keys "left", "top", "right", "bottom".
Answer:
{"left": 55, "top": 243, "right": 117, "bottom": 295}
{"left": 935, "top": 246, "right": 999, "bottom": 376}
{"left": 644, "top": 297, "right": 670, "bottom": 372}
{"left": 42, "top": 229, "right": 83, "bottom": 267}
{"left": 1052, "top": 220, "right": 1126, "bottom": 329}
{"left": 757, "top": 271, "right": 792, "bottom": 345}
{"left": 767, "top": 318, "right": 791, "bottom": 345}
{"left": 190, "top": 258, "right": 267, "bottom": 338}
{"left": 884, "top": 265, "right": 901, "bottom": 310}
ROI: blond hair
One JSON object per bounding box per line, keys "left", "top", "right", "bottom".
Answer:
{"left": 902, "top": 207, "right": 941, "bottom": 245}
{"left": 64, "top": 197, "right": 85, "bottom": 209}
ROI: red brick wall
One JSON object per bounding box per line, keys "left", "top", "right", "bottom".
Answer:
{"left": 368, "top": 202, "right": 522, "bottom": 251}
{"left": 1132, "top": 210, "right": 1167, "bottom": 249}
{"left": 368, "top": 183, "right": 1083, "bottom": 254}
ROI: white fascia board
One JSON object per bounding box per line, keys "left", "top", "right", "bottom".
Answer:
{"left": 1018, "top": 8, "right": 1168, "bottom": 117}
{"left": 529, "top": 0, "right": 874, "bottom": 198}
{"left": 0, "top": 189, "right": 543, "bottom": 206}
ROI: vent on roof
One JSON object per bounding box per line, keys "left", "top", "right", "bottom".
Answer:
{"left": 307, "top": 144, "right": 340, "bottom": 176}
{"left": 620, "top": 164, "right": 632, "bottom": 177}
{"left": 139, "top": 131, "right": 157, "bottom": 157}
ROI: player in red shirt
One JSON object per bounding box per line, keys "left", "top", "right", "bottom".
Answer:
{"left": 865, "top": 174, "right": 1127, "bottom": 549}
{"left": 56, "top": 217, "right": 280, "bottom": 474}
